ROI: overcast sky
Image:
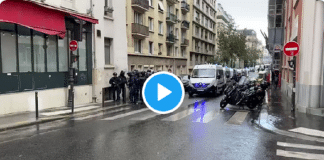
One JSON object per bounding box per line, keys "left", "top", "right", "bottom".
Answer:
{"left": 217, "top": 0, "right": 268, "bottom": 46}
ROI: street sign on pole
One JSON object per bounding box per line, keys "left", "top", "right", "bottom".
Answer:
{"left": 69, "top": 40, "right": 78, "bottom": 52}
{"left": 284, "top": 42, "right": 299, "bottom": 56}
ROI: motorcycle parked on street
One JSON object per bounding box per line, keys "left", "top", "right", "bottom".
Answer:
{"left": 220, "top": 76, "right": 270, "bottom": 110}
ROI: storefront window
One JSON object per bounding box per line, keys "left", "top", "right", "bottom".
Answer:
{"left": 1, "top": 31, "right": 17, "bottom": 73}
{"left": 58, "top": 34, "right": 68, "bottom": 72}
{"left": 79, "top": 33, "right": 87, "bottom": 71}
{"left": 46, "top": 35, "right": 57, "bottom": 72}
{"left": 18, "top": 26, "right": 32, "bottom": 73}
{"left": 33, "top": 31, "right": 45, "bottom": 72}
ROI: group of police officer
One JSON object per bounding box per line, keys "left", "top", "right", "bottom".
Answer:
{"left": 110, "top": 69, "right": 166, "bottom": 104}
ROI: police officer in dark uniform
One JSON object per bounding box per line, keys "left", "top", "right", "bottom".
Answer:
{"left": 118, "top": 70, "right": 127, "bottom": 102}
{"left": 109, "top": 72, "right": 120, "bottom": 101}
{"left": 138, "top": 71, "right": 146, "bottom": 103}
{"left": 133, "top": 70, "right": 140, "bottom": 104}
{"left": 127, "top": 72, "right": 135, "bottom": 103}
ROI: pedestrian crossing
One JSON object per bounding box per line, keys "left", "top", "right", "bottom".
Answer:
{"left": 276, "top": 141, "right": 324, "bottom": 159}
{"left": 69, "top": 105, "right": 249, "bottom": 125}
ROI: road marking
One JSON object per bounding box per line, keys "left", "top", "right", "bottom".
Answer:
{"left": 74, "top": 113, "right": 103, "bottom": 121}
{"left": 193, "top": 110, "right": 219, "bottom": 123}
{"left": 225, "top": 111, "right": 249, "bottom": 125}
{"left": 289, "top": 127, "right": 324, "bottom": 138}
{"left": 130, "top": 112, "right": 159, "bottom": 121}
{"left": 41, "top": 106, "right": 99, "bottom": 116}
{"left": 101, "top": 108, "right": 149, "bottom": 120}
{"left": 277, "top": 142, "right": 324, "bottom": 150}
{"left": 161, "top": 108, "right": 195, "bottom": 121}
{"left": 276, "top": 149, "right": 324, "bottom": 159}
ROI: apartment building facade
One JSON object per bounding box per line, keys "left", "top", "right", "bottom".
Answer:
{"left": 92, "top": 0, "right": 128, "bottom": 102}
{"left": 126, "top": 0, "right": 188, "bottom": 75}
{"left": 188, "top": 0, "right": 217, "bottom": 73}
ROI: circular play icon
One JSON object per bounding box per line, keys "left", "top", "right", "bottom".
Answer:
{"left": 142, "top": 72, "right": 185, "bottom": 114}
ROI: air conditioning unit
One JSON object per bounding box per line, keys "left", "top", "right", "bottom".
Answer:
{"left": 104, "top": 6, "right": 114, "bottom": 13}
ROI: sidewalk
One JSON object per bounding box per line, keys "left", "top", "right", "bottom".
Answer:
{"left": 0, "top": 100, "right": 131, "bottom": 132}
{"left": 258, "top": 86, "right": 324, "bottom": 142}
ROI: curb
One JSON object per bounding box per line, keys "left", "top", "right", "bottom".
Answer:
{"left": 256, "top": 108, "right": 324, "bottom": 143}
{"left": 0, "top": 103, "right": 132, "bottom": 132}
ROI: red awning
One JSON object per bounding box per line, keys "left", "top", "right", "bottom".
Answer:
{"left": 0, "top": 0, "right": 66, "bottom": 38}
{"left": 0, "top": 0, "right": 98, "bottom": 38}
{"left": 70, "top": 14, "right": 99, "bottom": 24}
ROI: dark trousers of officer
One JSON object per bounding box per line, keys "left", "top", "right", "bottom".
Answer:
{"left": 139, "top": 85, "right": 143, "bottom": 101}
{"left": 129, "top": 86, "right": 134, "bottom": 102}
{"left": 120, "top": 86, "right": 126, "bottom": 102}
{"left": 133, "top": 87, "right": 139, "bottom": 103}
{"left": 112, "top": 87, "right": 120, "bottom": 101}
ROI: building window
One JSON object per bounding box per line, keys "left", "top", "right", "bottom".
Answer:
{"left": 201, "top": 15, "right": 204, "bottom": 24}
{"left": 181, "top": 48, "right": 185, "bottom": 57}
{"left": 196, "top": 0, "right": 200, "bottom": 6}
{"left": 195, "top": 26, "right": 199, "bottom": 36}
{"left": 33, "top": 31, "right": 45, "bottom": 72}
{"left": 205, "top": 18, "right": 208, "bottom": 27}
{"left": 104, "top": 0, "right": 113, "bottom": 17}
{"left": 149, "top": 42, "right": 153, "bottom": 54}
{"left": 158, "top": 1, "right": 164, "bottom": 12}
{"left": 18, "top": 25, "right": 32, "bottom": 73}
{"left": 201, "top": 28, "right": 204, "bottom": 38}
{"left": 149, "top": 0, "right": 153, "bottom": 7}
{"left": 202, "top": 2, "right": 204, "bottom": 10}
{"left": 104, "top": 38, "right": 112, "bottom": 65}
{"left": 175, "top": 28, "right": 179, "bottom": 39}
{"left": 0, "top": 23, "right": 17, "bottom": 73}
{"left": 158, "top": 43, "right": 163, "bottom": 55}
{"left": 46, "top": 35, "right": 57, "bottom": 72}
{"left": 167, "top": 45, "right": 172, "bottom": 56}
{"left": 58, "top": 33, "right": 68, "bottom": 72}
{"left": 206, "top": 6, "right": 209, "bottom": 14}
{"left": 149, "top": 17, "right": 154, "bottom": 31}
{"left": 159, "top": 21, "right": 163, "bottom": 34}
{"left": 79, "top": 33, "right": 87, "bottom": 71}
{"left": 134, "top": 39, "right": 142, "bottom": 53}
{"left": 175, "top": 47, "right": 179, "bottom": 57}
{"left": 134, "top": 12, "right": 143, "bottom": 24}
{"left": 195, "top": 12, "right": 200, "bottom": 22}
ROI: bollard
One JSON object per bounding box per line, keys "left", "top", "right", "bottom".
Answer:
{"left": 102, "top": 88, "right": 105, "bottom": 108}
{"left": 35, "top": 92, "right": 39, "bottom": 119}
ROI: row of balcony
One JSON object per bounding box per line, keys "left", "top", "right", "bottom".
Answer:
{"left": 132, "top": 23, "right": 149, "bottom": 39}
{"left": 166, "top": 12, "right": 177, "bottom": 24}
{"left": 131, "top": 0, "right": 189, "bottom": 15}
{"left": 181, "top": 1, "right": 190, "bottom": 14}
{"left": 132, "top": 0, "right": 149, "bottom": 13}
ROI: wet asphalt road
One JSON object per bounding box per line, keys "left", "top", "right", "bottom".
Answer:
{"left": 0, "top": 73, "right": 323, "bottom": 160}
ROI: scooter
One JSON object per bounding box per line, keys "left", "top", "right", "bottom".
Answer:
{"left": 220, "top": 79, "right": 269, "bottom": 110}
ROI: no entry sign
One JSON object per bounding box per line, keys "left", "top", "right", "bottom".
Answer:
{"left": 284, "top": 42, "right": 299, "bottom": 56}
{"left": 69, "top": 40, "right": 78, "bottom": 52}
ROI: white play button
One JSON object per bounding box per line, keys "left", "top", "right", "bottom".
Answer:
{"left": 157, "top": 83, "right": 172, "bottom": 101}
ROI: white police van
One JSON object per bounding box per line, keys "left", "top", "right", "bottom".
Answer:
{"left": 188, "top": 64, "right": 226, "bottom": 97}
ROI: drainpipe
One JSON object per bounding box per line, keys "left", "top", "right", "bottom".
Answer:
{"left": 90, "top": 0, "right": 98, "bottom": 102}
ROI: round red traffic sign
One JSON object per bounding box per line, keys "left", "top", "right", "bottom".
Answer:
{"left": 69, "top": 40, "right": 78, "bottom": 51}
{"left": 284, "top": 42, "right": 299, "bottom": 56}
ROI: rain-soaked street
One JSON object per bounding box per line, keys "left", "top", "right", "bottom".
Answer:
{"left": 0, "top": 72, "right": 323, "bottom": 160}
